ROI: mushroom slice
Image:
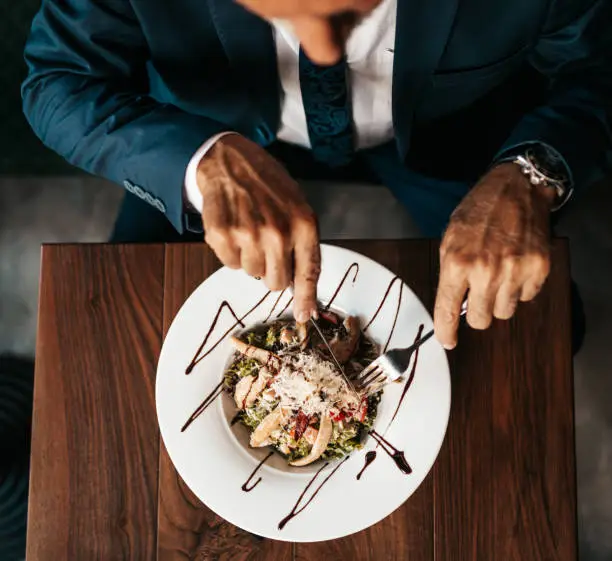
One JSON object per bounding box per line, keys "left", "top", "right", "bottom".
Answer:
{"left": 230, "top": 336, "right": 280, "bottom": 367}
{"left": 250, "top": 406, "right": 285, "bottom": 448}
{"left": 329, "top": 316, "right": 361, "bottom": 363}
{"left": 289, "top": 414, "right": 333, "bottom": 466}
{"left": 244, "top": 367, "right": 273, "bottom": 409}
{"left": 234, "top": 374, "right": 255, "bottom": 409}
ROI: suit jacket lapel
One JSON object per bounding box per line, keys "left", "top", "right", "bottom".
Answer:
{"left": 207, "top": 0, "right": 280, "bottom": 140}
{"left": 393, "top": 0, "right": 459, "bottom": 157}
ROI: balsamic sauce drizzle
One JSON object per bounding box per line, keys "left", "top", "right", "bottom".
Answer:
{"left": 278, "top": 457, "right": 349, "bottom": 530}
{"left": 186, "top": 293, "right": 271, "bottom": 374}
{"left": 263, "top": 289, "right": 288, "bottom": 323}
{"left": 388, "top": 324, "right": 425, "bottom": 427}
{"left": 324, "top": 263, "right": 359, "bottom": 310}
{"left": 369, "top": 431, "right": 412, "bottom": 474}
{"left": 276, "top": 296, "right": 294, "bottom": 319}
{"left": 356, "top": 323, "right": 425, "bottom": 479}
{"left": 356, "top": 451, "right": 377, "bottom": 481}
{"left": 241, "top": 451, "right": 274, "bottom": 492}
{"left": 181, "top": 381, "right": 224, "bottom": 432}
{"left": 364, "top": 276, "right": 404, "bottom": 353}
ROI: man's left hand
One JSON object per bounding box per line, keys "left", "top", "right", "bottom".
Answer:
{"left": 434, "top": 163, "right": 555, "bottom": 349}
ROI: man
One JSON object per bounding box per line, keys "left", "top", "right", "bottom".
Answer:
{"left": 22, "top": 0, "right": 611, "bottom": 349}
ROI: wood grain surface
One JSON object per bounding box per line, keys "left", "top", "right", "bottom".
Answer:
{"left": 28, "top": 244, "right": 165, "bottom": 561}
{"left": 29, "top": 240, "right": 577, "bottom": 561}
{"left": 433, "top": 239, "right": 577, "bottom": 561}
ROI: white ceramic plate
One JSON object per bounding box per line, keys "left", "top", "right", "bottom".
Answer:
{"left": 156, "top": 244, "right": 451, "bottom": 542}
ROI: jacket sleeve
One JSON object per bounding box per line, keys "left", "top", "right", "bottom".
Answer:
{"left": 22, "top": 0, "right": 227, "bottom": 233}
{"left": 497, "top": 0, "right": 612, "bottom": 191}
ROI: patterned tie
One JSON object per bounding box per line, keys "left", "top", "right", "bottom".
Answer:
{"left": 299, "top": 49, "right": 355, "bottom": 167}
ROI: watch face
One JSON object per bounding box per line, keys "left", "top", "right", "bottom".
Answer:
{"left": 527, "top": 145, "right": 568, "bottom": 183}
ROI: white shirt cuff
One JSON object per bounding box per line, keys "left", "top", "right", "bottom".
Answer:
{"left": 184, "top": 131, "right": 237, "bottom": 212}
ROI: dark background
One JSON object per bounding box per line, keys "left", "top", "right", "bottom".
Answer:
{"left": 0, "top": 0, "right": 72, "bottom": 174}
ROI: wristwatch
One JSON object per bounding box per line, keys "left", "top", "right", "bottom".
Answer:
{"left": 512, "top": 144, "right": 573, "bottom": 211}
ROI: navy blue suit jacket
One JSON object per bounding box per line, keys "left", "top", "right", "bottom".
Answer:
{"left": 22, "top": 0, "right": 612, "bottom": 232}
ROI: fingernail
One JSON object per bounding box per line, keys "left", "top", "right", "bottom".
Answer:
{"left": 295, "top": 310, "right": 310, "bottom": 323}
{"left": 311, "top": 308, "right": 319, "bottom": 320}
{"left": 443, "top": 342, "right": 456, "bottom": 351}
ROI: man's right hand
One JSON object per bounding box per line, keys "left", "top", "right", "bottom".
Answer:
{"left": 197, "top": 134, "right": 321, "bottom": 323}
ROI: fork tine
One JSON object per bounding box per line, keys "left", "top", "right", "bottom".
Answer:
{"left": 355, "top": 365, "right": 386, "bottom": 389}
{"left": 359, "top": 369, "right": 385, "bottom": 388}
{"left": 356, "top": 376, "right": 385, "bottom": 394}
{"left": 355, "top": 361, "right": 377, "bottom": 381}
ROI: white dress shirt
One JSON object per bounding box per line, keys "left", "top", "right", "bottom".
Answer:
{"left": 185, "top": 0, "right": 397, "bottom": 211}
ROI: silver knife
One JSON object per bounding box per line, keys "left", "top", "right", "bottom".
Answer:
{"left": 309, "top": 317, "right": 359, "bottom": 396}
{"left": 284, "top": 281, "right": 360, "bottom": 395}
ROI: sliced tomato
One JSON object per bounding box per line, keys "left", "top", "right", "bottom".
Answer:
{"left": 320, "top": 311, "right": 339, "bottom": 325}
{"left": 330, "top": 411, "right": 347, "bottom": 422}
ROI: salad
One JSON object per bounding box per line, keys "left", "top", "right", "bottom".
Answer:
{"left": 224, "top": 310, "right": 381, "bottom": 466}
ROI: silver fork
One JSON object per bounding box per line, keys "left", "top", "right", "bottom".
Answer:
{"left": 353, "top": 301, "right": 468, "bottom": 394}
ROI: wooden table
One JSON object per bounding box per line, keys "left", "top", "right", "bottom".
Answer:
{"left": 28, "top": 240, "right": 577, "bottom": 561}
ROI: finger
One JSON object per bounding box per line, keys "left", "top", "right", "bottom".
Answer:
{"left": 238, "top": 236, "right": 266, "bottom": 278}
{"left": 262, "top": 228, "right": 291, "bottom": 291}
{"left": 292, "top": 213, "right": 321, "bottom": 323}
{"left": 520, "top": 254, "right": 550, "bottom": 302}
{"left": 466, "top": 272, "right": 497, "bottom": 330}
{"left": 434, "top": 262, "right": 468, "bottom": 350}
{"left": 493, "top": 258, "right": 521, "bottom": 320}
{"left": 290, "top": 16, "right": 342, "bottom": 65}
{"left": 493, "top": 283, "right": 521, "bottom": 320}
{"left": 204, "top": 228, "right": 241, "bottom": 269}
{"left": 520, "top": 279, "right": 544, "bottom": 302}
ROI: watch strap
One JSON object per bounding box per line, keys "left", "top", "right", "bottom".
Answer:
{"left": 494, "top": 142, "right": 574, "bottom": 211}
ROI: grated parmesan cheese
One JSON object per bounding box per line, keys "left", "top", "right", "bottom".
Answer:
{"left": 270, "top": 352, "right": 360, "bottom": 416}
